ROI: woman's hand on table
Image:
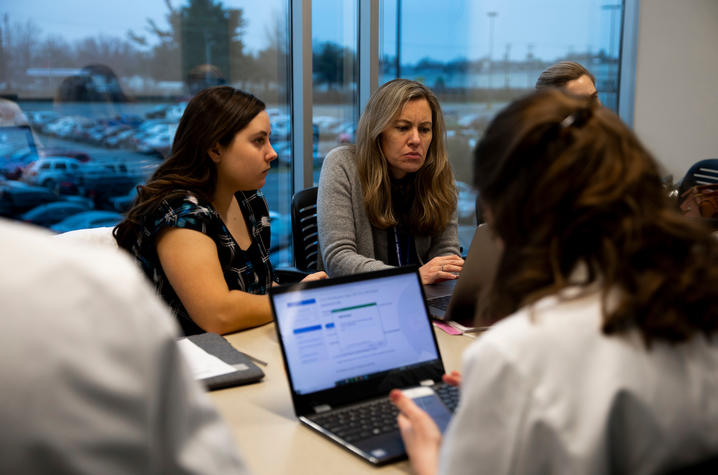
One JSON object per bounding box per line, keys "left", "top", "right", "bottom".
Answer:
{"left": 419, "top": 255, "right": 465, "bottom": 284}
{"left": 301, "top": 271, "right": 328, "bottom": 282}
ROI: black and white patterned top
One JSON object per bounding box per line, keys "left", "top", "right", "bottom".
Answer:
{"left": 131, "top": 190, "right": 276, "bottom": 335}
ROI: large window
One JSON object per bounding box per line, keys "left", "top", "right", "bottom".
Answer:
{"left": 0, "top": 0, "right": 293, "bottom": 264}
{"left": 312, "top": 0, "right": 358, "bottom": 181}
{"left": 1, "top": 0, "right": 625, "bottom": 262}
{"left": 380, "top": 0, "right": 623, "bottom": 251}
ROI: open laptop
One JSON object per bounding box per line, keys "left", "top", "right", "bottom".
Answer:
{"left": 427, "top": 224, "right": 502, "bottom": 330}
{"left": 269, "top": 267, "right": 459, "bottom": 465}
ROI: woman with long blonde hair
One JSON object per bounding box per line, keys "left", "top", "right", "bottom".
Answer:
{"left": 317, "top": 79, "right": 463, "bottom": 284}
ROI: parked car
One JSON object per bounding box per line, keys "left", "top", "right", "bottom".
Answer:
{"left": 103, "top": 128, "right": 136, "bottom": 148}
{"left": 456, "top": 180, "right": 479, "bottom": 222}
{"left": 38, "top": 147, "right": 91, "bottom": 162}
{"left": 108, "top": 185, "right": 139, "bottom": 212}
{"left": 0, "top": 179, "right": 57, "bottom": 216}
{"left": 50, "top": 210, "right": 124, "bottom": 233}
{"left": 144, "top": 104, "right": 171, "bottom": 119}
{"left": 136, "top": 123, "right": 177, "bottom": 157}
{"left": 26, "top": 110, "right": 59, "bottom": 130}
{"left": 1, "top": 147, "right": 39, "bottom": 179}
{"left": 80, "top": 161, "right": 140, "bottom": 206}
{"left": 20, "top": 200, "right": 93, "bottom": 227}
{"left": 21, "top": 157, "right": 83, "bottom": 194}
{"left": 336, "top": 122, "right": 356, "bottom": 144}
{"left": 270, "top": 141, "right": 292, "bottom": 168}
{"left": 269, "top": 210, "right": 291, "bottom": 252}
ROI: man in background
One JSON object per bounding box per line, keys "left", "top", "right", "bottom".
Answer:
{"left": 535, "top": 60, "right": 600, "bottom": 103}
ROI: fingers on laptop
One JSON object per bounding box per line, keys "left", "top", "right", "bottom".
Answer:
{"left": 390, "top": 389, "right": 443, "bottom": 472}
{"left": 442, "top": 371, "right": 462, "bottom": 387}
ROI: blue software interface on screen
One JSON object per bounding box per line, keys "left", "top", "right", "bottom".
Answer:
{"left": 274, "top": 273, "right": 439, "bottom": 395}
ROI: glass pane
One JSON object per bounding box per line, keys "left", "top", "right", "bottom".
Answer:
{"left": 0, "top": 0, "right": 292, "bottom": 266}
{"left": 380, "top": 0, "right": 624, "bottom": 251}
{"left": 312, "top": 0, "right": 359, "bottom": 183}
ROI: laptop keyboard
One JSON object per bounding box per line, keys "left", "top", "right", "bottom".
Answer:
{"left": 308, "top": 384, "right": 460, "bottom": 444}
{"left": 434, "top": 383, "right": 460, "bottom": 411}
{"left": 428, "top": 294, "right": 451, "bottom": 311}
{"left": 309, "top": 397, "right": 399, "bottom": 443}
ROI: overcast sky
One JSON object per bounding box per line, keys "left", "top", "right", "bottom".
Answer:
{"left": 2, "top": 0, "right": 621, "bottom": 63}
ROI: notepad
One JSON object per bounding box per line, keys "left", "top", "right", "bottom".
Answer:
{"left": 177, "top": 338, "right": 237, "bottom": 379}
{"left": 177, "top": 332, "right": 265, "bottom": 390}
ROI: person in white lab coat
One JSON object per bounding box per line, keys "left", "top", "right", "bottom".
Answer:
{"left": 391, "top": 89, "right": 718, "bottom": 475}
{"left": 0, "top": 219, "right": 249, "bottom": 474}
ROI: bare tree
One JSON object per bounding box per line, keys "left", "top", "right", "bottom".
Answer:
{"left": 4, "top": 17, "right": 41, "bottom": 90}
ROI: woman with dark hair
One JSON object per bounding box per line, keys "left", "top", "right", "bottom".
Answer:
{"left": 391, "top": 89, "right": 718, "bottom": 474}
{"left": 317, "top": 79, "right": 464, "bottom": 284}
{"left": 115, "top": 86, "right": 325, "bottom": 336}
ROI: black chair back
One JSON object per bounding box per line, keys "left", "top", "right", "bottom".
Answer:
{"left": 664, "top": 454, "right": 718, "bottom": 474}
{"left": 291, "top": 186, "right": 319, "bottom": 272}
{"left": 678, "top": 158, "right": 718, "bottom": 196}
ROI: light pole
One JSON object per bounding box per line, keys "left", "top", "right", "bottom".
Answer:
{"left": 504, "top": 43, "right": 511, "bottom": 89}
{"left": 396, "top": 0, "right": 402, "bottom": 78}
{"left": 486, "top": 11, "right": 498, "bottom": 109}
{"left": 601, "top": 4, "right": 621, "bottom": 59}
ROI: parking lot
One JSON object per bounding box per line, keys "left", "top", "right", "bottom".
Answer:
{"left": 3, "top": 100, "right": 481, "bottom": 265}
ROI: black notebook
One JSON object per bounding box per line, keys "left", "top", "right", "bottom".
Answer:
{"left": 180, "top": 332, "right": 265, "bottom": 390}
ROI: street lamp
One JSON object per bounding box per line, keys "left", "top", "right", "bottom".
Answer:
{"left": 487, "top": 11, "right": 498, "bottom": 62}
{"left": 486, "top": 11, "right": 498, "bottom": 109}
{"left": 396, "top": 0, "right": 402, "bottom": 78}
{"left": 601, "top": 4, "right": 621, "bottom": 59}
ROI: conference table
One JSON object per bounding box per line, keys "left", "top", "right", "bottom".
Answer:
{"left": 210, "top": 281, "right": 477, "bottom": 474}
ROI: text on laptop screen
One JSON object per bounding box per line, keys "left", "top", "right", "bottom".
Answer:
{"left": 273, "top": 272, "right": 439, "bottom": 395}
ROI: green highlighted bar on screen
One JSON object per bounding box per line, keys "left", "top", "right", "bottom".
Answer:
{"left": 331, "top": 302, "right": 377, "bottom": 313}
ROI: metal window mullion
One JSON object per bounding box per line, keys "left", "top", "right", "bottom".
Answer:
{"left": 292, "top": 0, "right": 313, "bottom": 192}
{"left": 358, "top": 0, "right": 379, "bottom": 121}
{"left": 618, "top": 0, "right": 640, "bottom": 126}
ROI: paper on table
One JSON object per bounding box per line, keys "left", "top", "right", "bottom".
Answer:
{"left": 177, "top": 338, "right": 237, "bottom": 380}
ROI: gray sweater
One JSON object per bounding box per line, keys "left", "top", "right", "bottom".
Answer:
{"left": 317, "top": 145, "right": 461, "bottom": 277}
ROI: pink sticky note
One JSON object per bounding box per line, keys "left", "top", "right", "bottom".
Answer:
{"left": 433, "top": 321, "right": 462, "bottom": 335}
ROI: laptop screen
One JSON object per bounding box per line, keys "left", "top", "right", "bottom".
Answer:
{"left": 272, "top": 270, "right": 440, "bottom": 395}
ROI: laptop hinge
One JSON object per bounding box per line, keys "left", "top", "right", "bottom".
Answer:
{"left": 419, "top": 379, "right": 435, "bottom": 387}
{"left": 313, "top": 404, "right": 331, "bottom": 413}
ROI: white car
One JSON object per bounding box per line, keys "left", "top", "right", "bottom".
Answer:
{"left": 21, "top": 157, "right": 83, "bottom": 192}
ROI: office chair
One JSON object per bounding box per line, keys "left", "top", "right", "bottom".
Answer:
{"left": 291, "top": 186, "right": 320, "bottom": 272}
{"left": 677, "top": 158, "right": 718, "bottom": 196}
{"left": 677, "top": 159, "right": 718, "bottom": 229}
{"left": 664, "top": 454, "right": 718, "bottom": 474}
